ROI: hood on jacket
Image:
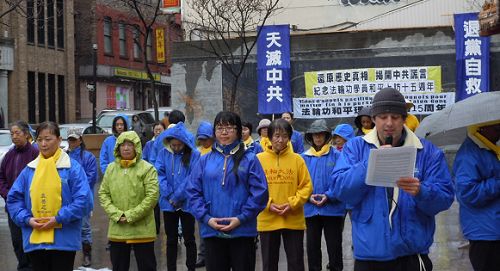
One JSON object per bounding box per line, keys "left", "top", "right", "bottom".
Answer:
{"left": 304, "top": 119, "right": 331, "bottom": 147}
{"left": 112, "top": 114, "right": 132, "bottom": 135}
{"left": 354, "top": 107, "right": 374, "bottom": 130}
{"left": 162, "top": 122, "right": 197, "bottom": 151}
{"left": 332, "top": 124, "right": 355, "bottom": 141}
{"left": 113, "top": 131, "right": 142, "bottom": 161}
{"left": 196, "top": 121, "right": 214, "bottom": 140}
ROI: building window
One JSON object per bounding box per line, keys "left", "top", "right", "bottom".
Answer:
{"left": 58, "top": 75, "right": 65, "bottom": 123}
{"left": 47, "top": 0, "right": 55, "bottom": 47}
{"left": 38, "top": 73, "right": 46, "bottom": 122}
{"left": 27, "top": 0, "right": 35, "bottom": 43}
{"left": 103, "top": 17, "right": 113, "bottom": 55}
{"left": 133, "top": 25, "right": 141, "bottom": 60}
{"left": 56, "top": 0, "right": 64, "bottom": 48}
{"left": 48, "top": 74, "right": 56, "bottom": 121}
{"left": 106, "top": 86, "right": 117, "bottom": 108}
{"left": 28, "top": 72, "right": 36, "bottom": 123}
{"left": 119, "top": 23, "right": 127, "bottom": 57}
{"left": 37, "top": 0, "right": 45, "bottom": 45}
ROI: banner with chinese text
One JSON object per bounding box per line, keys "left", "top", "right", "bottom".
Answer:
{"left": 293, "top": 92, "right": 455, "bottom": 119}
{"left": 454, "top": 13, "right": 490, "bottom": 101}
{"left": 156, "top": 28, "right": 165, "bottom": 63}
{"left": 304, "top": 66, "right": 442, "bottom": 98}
{"left": 257, "top": 25, "right": 292, "bottom": 114}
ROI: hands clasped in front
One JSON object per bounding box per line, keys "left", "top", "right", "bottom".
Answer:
{"left": 208, "top": 217, "right": 241, "bottom": 232}
{"left": 29, "top": 216, "right": 57, "bottom": 230}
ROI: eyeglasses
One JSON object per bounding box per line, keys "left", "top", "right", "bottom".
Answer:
{"left": 215, "top": 126, "right": 237, "bottom": 133}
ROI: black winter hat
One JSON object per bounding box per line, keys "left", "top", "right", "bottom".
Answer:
{"left": 371, "top": 88, "right": 407, "bottom": 117}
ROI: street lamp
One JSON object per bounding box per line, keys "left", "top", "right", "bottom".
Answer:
{"left": 91, "top": 44, "right": 97, "bottom": 133}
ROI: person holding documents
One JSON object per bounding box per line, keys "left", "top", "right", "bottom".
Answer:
{"left": 453, "top": 121, "right": 500, "bottom": 271}
{"left": 332, "top": 87, "right": 454, "bottom": 271}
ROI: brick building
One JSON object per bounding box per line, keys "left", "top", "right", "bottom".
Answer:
{"left": 0, "top": 0, "right": 76, "bottom": 126}
{"left": 74, "top": 0, "right": 182, "bottom": 120}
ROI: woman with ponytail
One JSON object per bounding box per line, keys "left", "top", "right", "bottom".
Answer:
{"left": 187, "top": 111, "right": 269, "bottom": 271}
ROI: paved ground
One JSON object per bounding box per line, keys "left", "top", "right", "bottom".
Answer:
{"left": 1, "top": 188, "right": 473, "bottom": 271}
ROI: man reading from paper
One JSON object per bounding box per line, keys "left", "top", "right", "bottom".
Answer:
{"left": 332, "top": 88, "right": 454, "bottom": 271}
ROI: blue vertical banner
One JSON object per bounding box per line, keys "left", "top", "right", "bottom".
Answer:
{"left": 257, "top": 25, "right": 292, "bottom": 114}
{"left": 454, "top": 13, "right": 490, "bottom": 102}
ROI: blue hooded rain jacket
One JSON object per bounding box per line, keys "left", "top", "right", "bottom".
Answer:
{"left": 186, "top": 142, "right": 269, "bottom": 239}
{"left": 155, "top": 122, "right": 200, "bottom": 213}
{"left": 302, "top": 146, "right": 345, "bottom": 217}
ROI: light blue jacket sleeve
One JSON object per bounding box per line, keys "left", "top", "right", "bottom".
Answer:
{"left": 155, "top": 149, "right": 173, "bottom": 200}
{"left": 56, "top": 163, "right": 92, "bottom": 224}
{"left": 332, "top": 139, "right": 370, "bottom": 207}
{"left": 84, "top": 152, "right": 98, "bottom": 190}
{"left": 236, "top": 155, "right": 269, "bottom": 224}
{"left": 292, "top": 131, "right": 304, "bottom": 154}
{"left": 6, "top": 168, "right": 33, "bottom": 227}
{"left": 172, "top": 151, "right": 200, "bottom": 204}
{"left": 99, "top": 136, "right": 114, "bottom": 174}
{"left": 453, "top": 139, "right": 499, "bottom": 208}
{"left": 413, "top": 142, "right": 454, "bottom": 216}
{"left": 325, "top": 150, "right": 341, "bottom": 200}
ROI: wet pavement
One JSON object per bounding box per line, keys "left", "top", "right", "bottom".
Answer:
{"left": 1, "top": 188, "right": 473, "bottom": 271}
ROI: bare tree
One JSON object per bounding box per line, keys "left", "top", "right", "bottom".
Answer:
{"left": 114, "top": 0, "right": 169, "bottom": 121}
{"left": 0, "top": 0, "right": 25, "bottom": 20}
{"left": 186, "top": 0, "right": 281, "bottom": 112}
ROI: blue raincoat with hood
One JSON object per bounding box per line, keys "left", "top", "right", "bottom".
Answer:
{"left": 149, "top": 124, "right": 195, "bottom": 166}
{"left": 186, "top": 142, "right": 269, "bottom": 239}
{"left": 99, "top": 114, "right": 131, "bottom": 173}
{"left": 155, "top": 122, "right": 200, "bottom": 213}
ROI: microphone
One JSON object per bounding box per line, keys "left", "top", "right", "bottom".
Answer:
{"left": 385, "top": 136, "right": 393, "bottom": 146}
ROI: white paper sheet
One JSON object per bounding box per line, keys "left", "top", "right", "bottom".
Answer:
{"left": 365, "top": 146, "right": 417, "bottom": 187}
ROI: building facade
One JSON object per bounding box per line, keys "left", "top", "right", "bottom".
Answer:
{"left": 173, "top": 0, "right": 498, "bottom": 133}
{"left": 74, "top": 0, "right": 182, "bottom": 120}
{"left": 0, "top": 0, "right": 76, "bottom": 126}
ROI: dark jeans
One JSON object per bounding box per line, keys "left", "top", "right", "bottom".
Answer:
{"left": 164, "top": 210, "right": 197, "bottom": 270}
{"left": 260, "top": 229, "right": 305, "bottom": 271}
{"left": 306, "top": 215, "right": 344, "bottom": 271}
{"left": 154, "top": 204, "right": 161, "bottom": 234}
{"left": 469, "top": 240, "right": 500, "bottom": 271}
{"left": 109, "top": 241, "right": 156, "bottom": 271}
{"left": 28, "top": 250, "right": 75, "bottom": 271}
{"left": 354, "top": 254, "right": 432, "bottom": 271}
{"left": 204, "top": 236, "right": 256, "bottom": 271}
{"left": 7, "top": 208, "right": 32, "bottom": 271}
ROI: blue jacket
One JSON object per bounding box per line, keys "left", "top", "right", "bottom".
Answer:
{"left": 196, "top": 121, "right": 213, "bottom": 139}
{"left": 99, "top": 114, "right": 131, "bottom": 174}
{"left": 142, "top": 138, "right": 155, "bottom": 163}
{"left": 291, "top": 130, "right": 304, "bottom": 154}
{"left": 302, "top": 146, "right": 345, "bottom": 217}
{"left": 155, "top": 123, "right": 200, "bottom": 213}
{"left": 246, "top": 140, "right": 263, "bottom": 154}
{"left": 150, "top": 122, "right": 195, "bottom": 166}
{"left": 187, "top": 143, "right": 269, "bottom": 238}
{"left": 68, "top": 147, "right": 98, "bottom": 193}
{"left": 332, "top": 128, "right": 454, "bottom": 261}
{"left": 453, "top": 137, "right": 500, "bottom": 241}
{"left": 7, "top": 151, "right": 91, "bottom": 252}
